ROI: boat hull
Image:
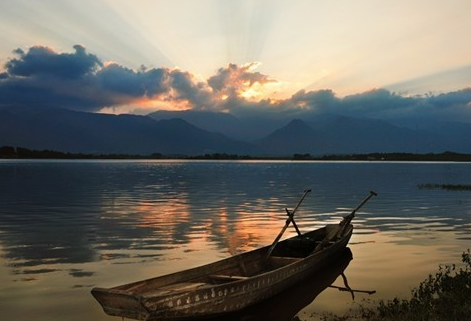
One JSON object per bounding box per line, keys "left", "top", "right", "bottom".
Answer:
{"left": 92, "top": 224, "right": 353, "bottom": 320}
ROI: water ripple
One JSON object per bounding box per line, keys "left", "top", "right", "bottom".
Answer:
{"left": 1, "top": 160, "right": 471, "bottom": 320}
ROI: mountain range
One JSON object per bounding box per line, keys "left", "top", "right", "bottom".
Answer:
{"left": 1, "top": 107, "right": 470, "bottom": 156}
{"left": 148, "top": 110, "right": 471, "bottom": 155}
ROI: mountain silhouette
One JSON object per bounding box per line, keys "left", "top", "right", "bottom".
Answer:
{"left": 254, "top": 119, "right": 322, "bottom": 155}
{"left": 0, "top": 107, "right": 256, "bottom": 155}
{"left": 1, "top": 107, "right": 471, "bottom": 156}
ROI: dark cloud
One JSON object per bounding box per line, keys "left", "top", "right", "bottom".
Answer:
{"left": 142, "top": 68, "right": 171, "bottom": 97}
{"left": 339, "top": 88, "right": 471, "bottom": 122}
{"left": 0, "top": 45, "right": 217, "bottom": 111}
{"left": 0, "top": 44, "right": 470, "bottom": 124}
{"left": 337, "top": 88, "right": 416, "bottom": 119}
{"left": 429, "top": 88, "right": 471, "bottom": 108}
{"left": 277, "top": 87, "right": 471, "bottom": 123}
{"left": 168, "top": 69, "right": 213, "bottom": 107}
{"left": 0, "top": 45, "right": 107, "bottom": 110}
{"left": 95, "top": 63, "right": 146, "bottom": 97}
{"left": 290, "top": 89, "right": 339, "bottom": 112}
{"left": 6, "top": 45, "right": 101, "bottom": 79}
{"left": 0, "top": 69, "right": 104, "bottom": 110}
{"left": 415, "top": 88, "right": 471, "bottom": 122}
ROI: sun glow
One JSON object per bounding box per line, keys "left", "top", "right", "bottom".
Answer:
{"left": 100, "top": 97, "right": 193, "bottom": 114}
{"left": 240, "top": 86, "right": 261, "bottom": 99}
{"left": 137, "top": 97, "right": 192, "bottom": 111}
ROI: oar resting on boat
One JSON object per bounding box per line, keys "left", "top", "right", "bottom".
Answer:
{"left": 312, "top": 191, "right": 377, "bottom": 254}
{"left": 91, "top": 190, "right": 377, "bottom": 321}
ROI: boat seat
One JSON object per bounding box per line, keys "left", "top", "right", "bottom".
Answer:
{"left": 208, "top": 274, "right": 249, "bottom": 283}
{"left": 268, "top": 256, "right": 302, "bottom": 268}
{"left": 141, "top": 282, "right": 209, "bottom": 298}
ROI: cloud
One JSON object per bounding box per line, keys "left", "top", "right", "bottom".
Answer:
{"left": 208, "top": 62, "right": 275, "bottom": 98}
{"left": 1, "top": 44, "right": 470, "bottom": 124}
{"left": 167, "top": 69, "right": 213, "bottom": 108}
{"left": 95, "top": 63, "right": 146, "bottom": 97}
{"left": 257, "top": 87, "right": 471, "bottom": 124}
{"left": 6, "top": 45, "right": 102, "bottom": 79}
{"left": 0, "top": 45, "right": 223, "bottom": 111}
{"left": 342, "top": 88, "right": 471, "bottom": 122}
{"left": 0, "top": 46, "right": 276, "bottom": 112}
{"left": 289, "top": 89, "right": 339, "bottom": 112}
{"left": 1, "top": 45, "right": 106, "bottom": 110}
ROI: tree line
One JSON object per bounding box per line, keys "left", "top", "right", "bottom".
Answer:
{"left": 0, "top": 146, "right": 163, "bottom": 159}
{"left": 2, "top": 146, "right": 471, "bottom": 161}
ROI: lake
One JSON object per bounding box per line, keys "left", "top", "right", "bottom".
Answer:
{"left": 0, "top": 160, "right": 470, "bottom": 321}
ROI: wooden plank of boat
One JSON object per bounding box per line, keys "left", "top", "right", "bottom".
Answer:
{"left": 91, "top": 191, "right": 376, "bottom": 320}
{"left": 211, "top": 247, "right": 354, "bottom": 321}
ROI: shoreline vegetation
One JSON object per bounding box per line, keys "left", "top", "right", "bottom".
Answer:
{"left": 418, "top": 183, "right": 471, "bottom": 191}
{"left": 2, "top": 146, "right": 471, "bottom": 162}
{"left": 321, "top": 249, "right": 471, "bottom": 321}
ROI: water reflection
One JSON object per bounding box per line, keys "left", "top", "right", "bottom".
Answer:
{"left": 0, "top": 160, "right": 471, "bottom": 320}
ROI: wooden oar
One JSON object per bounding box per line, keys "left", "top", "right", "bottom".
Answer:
{"left": 336, "top": 190, "right": 377, "bottom": 236}
{"left": 330, "top": 272, "right": 376, "bottom": 300}
{"left": 265, "top": 189, "right": 312, "bottom": 260}
{"left": 342, "top": 190, "right": 377, "bottom": 225}
{"left": 312, "top": 191, "right": 377, "bottom": 253}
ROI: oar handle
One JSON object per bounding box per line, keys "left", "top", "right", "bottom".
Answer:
{"left": 290, "top": 189, "right": 312, "bottom": 216}
{"left": 313, "top": 191, "right": 378, "bottom": 254}
{"left": 351, "top": 190, "right": 377, "bottom": 216}
{"left": 342, "top": 191, "right": 377, "bottom": 226}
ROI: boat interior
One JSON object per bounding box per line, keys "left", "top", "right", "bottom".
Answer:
{"left": 110, "top": 225, "right": 349, "bottom": 299}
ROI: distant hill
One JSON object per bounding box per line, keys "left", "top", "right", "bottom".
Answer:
{"left": 253, "top": 116, "right": 471, "bottom": 156}
{"left": 254, "top": 117, "right": 416, "bottom": 156}
{"left": 148, "top": 110, "right": 285, "bottom": 140}
{"left": 1, "top": 107, "right": 471, "bottom": 156}
{"left": 149, "top": 110, "right": 240, "bottom": 134}
{"left": 0, "top": 107, "right": 256, "bottom": 155}
{"left": 312, "top": 116, "right": 419, "bottom": 154}
{"left": 254, "top": 119, "right": 323, "bottom": 155}
{"left": 421, "top": 121, "right": 471, "bottom": 153}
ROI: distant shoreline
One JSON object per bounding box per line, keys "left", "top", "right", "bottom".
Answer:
{"left": 2, "top": 146, "right": 471, "bottom": 162}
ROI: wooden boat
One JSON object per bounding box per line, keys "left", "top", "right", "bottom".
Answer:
{"left": 197, "top": 247, "right": 354, "bottom": 321}
{"left": 92, "top": 190, "right": 376, "bottom": 320}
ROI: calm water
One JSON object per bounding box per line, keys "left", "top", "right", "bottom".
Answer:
{"left": 0, "top": 160, "right": 470, "bottom": 321}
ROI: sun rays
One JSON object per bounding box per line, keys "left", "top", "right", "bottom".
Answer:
{"left": 1, "top": 0, "right": 471, "bottom": 104}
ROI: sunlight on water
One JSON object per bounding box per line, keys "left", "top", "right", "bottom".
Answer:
{"left": 0, "top": 160, "right": 470, "bottom": 320}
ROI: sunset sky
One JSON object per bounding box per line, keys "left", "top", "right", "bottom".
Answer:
{"left": 1, "top": 0, "right": 470, "bottom": 115}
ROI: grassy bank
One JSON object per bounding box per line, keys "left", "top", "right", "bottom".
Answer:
{"left": 322, "top": 249, "right": 471, "bottom": 321}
